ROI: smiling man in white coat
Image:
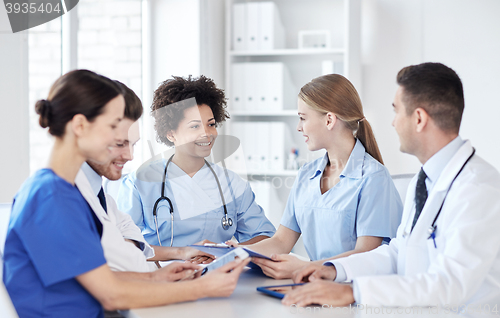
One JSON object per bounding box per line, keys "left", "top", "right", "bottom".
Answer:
{"left": 285, "top": 62, "right": 500, "bottom": 309}
{"left": 75, "top": 82, "right": 212, "bottom": 273}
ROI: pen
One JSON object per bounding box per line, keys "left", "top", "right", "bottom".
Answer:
{"left": 204, "top": 243, "right": 230, "bottom": 248}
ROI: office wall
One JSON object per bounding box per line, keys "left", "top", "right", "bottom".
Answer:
{"left": 361, "top": 0, "right": 500, "bottom": 174}
{"left": 141, "top": 0, "right": 201, "bottom": 159}
{"left": 0, "top": 7, "right": 29, "bottom": 203}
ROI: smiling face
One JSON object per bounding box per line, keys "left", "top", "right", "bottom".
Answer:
{"left": 296, "top": 98, "right": 330, "bottom": 151}
{"left": 168, "top": 104, "right": 218, "bottom": 159}
{"left": 392, "top": 86, "right": 417, "bottom": 155}
{"left": 88, "top": 119, "right": 140, "bottom": 180}
{"left": 78, "top": 95, "right": 125, "bottom": 164}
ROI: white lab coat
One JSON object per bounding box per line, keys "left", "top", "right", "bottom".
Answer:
{"left": 334, "top": 140, "right": 500, "bottom": 307}
{"left": 75, "top": 170, "right": 157, "bottom": 272}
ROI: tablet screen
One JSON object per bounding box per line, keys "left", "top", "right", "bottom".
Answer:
{"left": 257, "top": 284, "right": 305, "bottom": 299}
{"left": 268, "top": 285, "right": 302, "bottom": 294}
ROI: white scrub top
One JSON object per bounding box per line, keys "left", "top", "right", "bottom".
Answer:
{"left": 116, "top": 159, "right": 276, "bottom": 247}
{"left": 280, "top": 139, "right": 403, "bottom": 261}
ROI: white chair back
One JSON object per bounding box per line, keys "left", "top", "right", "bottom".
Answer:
{"left": 0, "top": 203, "right": 19, "bottom": 317}
{"left": 0, "top": 203, "right": 12, "bottom": 257}
{"left": 0, "top": 282, "right": 18, "bottom": 318}
{"left": 391, "top": 173, "right": 415, "bottom": 204}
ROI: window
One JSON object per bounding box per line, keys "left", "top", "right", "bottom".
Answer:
{"left": 28, "top": 1, "right": 143, "bottom": 175}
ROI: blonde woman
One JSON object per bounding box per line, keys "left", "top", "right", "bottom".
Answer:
{"left": 230, "top": 74, "right": 403, "bottom": 279}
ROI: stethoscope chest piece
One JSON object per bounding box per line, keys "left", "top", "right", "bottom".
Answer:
{"left": 221, "top": 215, "right": 233, "bottom": 230}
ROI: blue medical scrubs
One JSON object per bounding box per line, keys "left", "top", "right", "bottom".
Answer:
{"left": 3, "top": 169, "right": 106, "bottom": 318}
{"left": 281, "top": 139, "right": 403, "bottom": 261}
{"left": 117, "top": 160, "right": 276, "bottom": 247}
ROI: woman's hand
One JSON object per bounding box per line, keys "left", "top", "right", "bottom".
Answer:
{"left": 152, "top": 262, "right": 202, "bottom": 282}
{"left": 177, "top": 246, "right": 215, "bottom": 264}
{"left": 193, "top": 239, "right": 216, "bottom": 245}
{"left": 251, "top": 254, "right": 308, "bottom": 280}
{"left": 224, "top": 240, "right": 239, "bottom": 247}
{"left": 198, "top": 258, "right": 251, "bottom": 298}
{"left": 282, "top": 280, "right": 354, "bottom": 307}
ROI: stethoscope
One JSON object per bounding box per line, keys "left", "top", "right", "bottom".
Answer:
{"left": 403, "top": 148, "right": 476, "bottom": 247}
{"left": 152, "top": 154, "right": 233, "bottom": 247}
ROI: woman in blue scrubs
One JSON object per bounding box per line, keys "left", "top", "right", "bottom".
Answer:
{"left": 234, "top": 74, "right": 403, "bottom": 279}
{"left": 3, "top": 70, "right": 249, "bottom": 317}
{"left": 116, "top": 76, "right": 275, "bottom": 250}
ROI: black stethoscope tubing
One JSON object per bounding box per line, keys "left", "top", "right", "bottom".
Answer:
{"left": 152, "top": 154, "right": 233, "bottom": 247}
{"left": 427, "top": 148, "right": 476, "bottom": 246}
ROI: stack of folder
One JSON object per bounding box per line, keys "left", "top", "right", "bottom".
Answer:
{"left": 226, "top": 121, "right": 292, "bottom": 172}
{"left": 231, "top": 62, "right": 295, "bottom": 112}
{"left": 232, "top": 2, "right": 285, "bottom": 51}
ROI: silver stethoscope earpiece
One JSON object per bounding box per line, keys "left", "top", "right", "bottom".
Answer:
{"left": 153, "top": 154, "right": 233, "bottom": 247}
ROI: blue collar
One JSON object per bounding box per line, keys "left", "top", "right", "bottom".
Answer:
{"left": 422, "top": 136, "right": 464, "bottom": 188}
{"left": 309, "top": 139, "right": 366, "bottom": 180}
{"left": 81, "top": 162, "right": 103, "bottom": 197}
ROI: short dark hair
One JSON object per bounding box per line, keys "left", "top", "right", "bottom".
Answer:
{"left": 115, "top": 81, "right": 143, "bottom": 121}
{"left": 396, "top": 62, "right": 464, "bottom": 133}
{"left": 151, "top": 75, "right": 229, "bottom": 147}
{"left": 35, "top": 69, "right": 123, "bottom": 137}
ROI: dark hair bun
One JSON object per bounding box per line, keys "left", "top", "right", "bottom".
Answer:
{"left": 35, "top": 99, "right": 52, "bottom": 128}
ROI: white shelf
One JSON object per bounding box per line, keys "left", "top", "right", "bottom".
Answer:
{"left": 234, "top": 170, "right": 299, "bottom": 177}
{"left": 230, "top": 48, "right": 345, "bottom": 57}
{"left": 231, "top": 110, "right": 297, "bottom": 116}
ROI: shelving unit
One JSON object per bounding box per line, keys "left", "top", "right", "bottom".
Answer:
{"left": 222, "top": 1, "right": 360, "bottom": 257}
{"left": 229, "top": 48, "right": 345, "bottom": 56}
{"left": 224, "top": 0, "right": 361, "bottom": 176}
{"left": 231, "top": 110, "right": 297, "bottom": 116}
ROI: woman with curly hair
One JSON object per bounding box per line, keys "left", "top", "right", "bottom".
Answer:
{"left": 3, "top": 70, "right": 250, "bottom": 317}
{"left": 117, "top": 75, "right": 275, "bottom": 253}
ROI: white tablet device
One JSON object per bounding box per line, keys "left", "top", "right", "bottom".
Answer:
{"left": 201, "top": 247, "right": 249, "bottom": 275}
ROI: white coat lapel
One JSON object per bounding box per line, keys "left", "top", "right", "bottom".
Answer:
{"left": 168, "top": 164, "right": 218, "bottom": 220}
{"left": 75, "top": 170, "right": 111, "bottom": 222}
{"left": 405, "top": 141, "right": 474, "bottom": 272}
{"left": 400, "top": 175, "right": 418, "bottom": 238}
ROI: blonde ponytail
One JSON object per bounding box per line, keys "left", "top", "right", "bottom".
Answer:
{"left": 356, "top": 119, "right": 384, "bottom": 164}
{"left": 299, "top": 74, "right": 384, "bottom": 164}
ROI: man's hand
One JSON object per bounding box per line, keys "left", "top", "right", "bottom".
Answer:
{"left": 282, "top": 281, "right": 354, "bottom": 307}
{"left": 251, "top": 254, "right": 308, "bottom": 280}
{"left": 293, "top": 263, "right": 337, "bottom": 283}
{"left": 152, "top": 262, "right": 201, "bottom": 282}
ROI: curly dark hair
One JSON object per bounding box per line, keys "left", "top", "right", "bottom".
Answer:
{"left": 151, "top": 75, "right": 229, "bottom": 147}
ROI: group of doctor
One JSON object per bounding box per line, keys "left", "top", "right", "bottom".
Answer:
{"left": 3, "top": 61, "right": 500, "bottom": 317}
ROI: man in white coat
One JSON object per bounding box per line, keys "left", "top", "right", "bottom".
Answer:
{"left": 75, "top": 82, "right": 212, "bottom": 273}
{"left": 284, "top": 62, "right": 500, "bottom": 310}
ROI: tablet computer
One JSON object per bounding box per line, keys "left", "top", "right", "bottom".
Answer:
{"left": 256, "top": 283, "right": 305, "bottom": 299}
{"left": 201, "top": 247, "right": 249, "bottom": 275}
{"left": 189, "top": 245, "right": 272, "bottom": 260}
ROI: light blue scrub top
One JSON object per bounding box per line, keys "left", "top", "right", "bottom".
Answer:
{"left": 280, "top": 139, "right": 403, "bottom": 261}
{"left": 117, "top": 159, "right": 276, "bottom": 247}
